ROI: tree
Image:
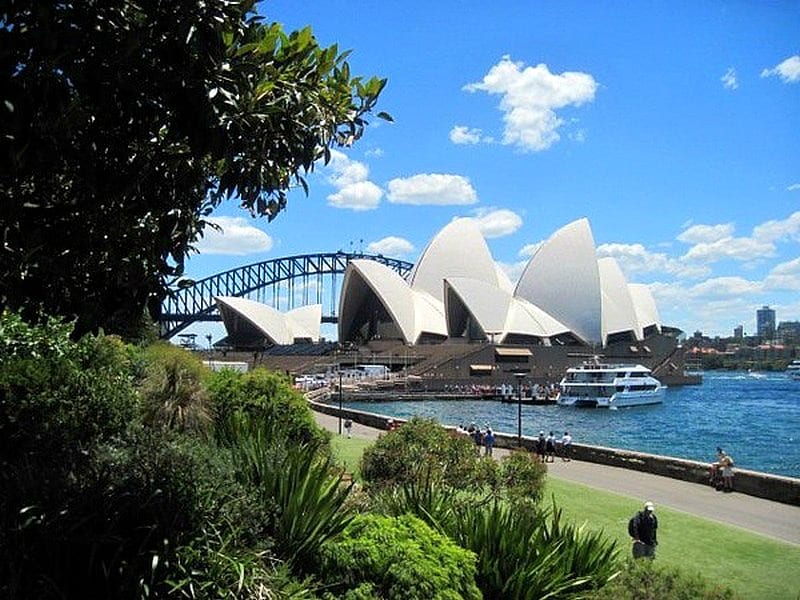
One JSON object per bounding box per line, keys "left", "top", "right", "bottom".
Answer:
{"left": 0, "top": 0, "right": 389, "bottom": 337}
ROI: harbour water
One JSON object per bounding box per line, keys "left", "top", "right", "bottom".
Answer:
{"left": 337, "top": 370, "right": 800, "bottom": 479}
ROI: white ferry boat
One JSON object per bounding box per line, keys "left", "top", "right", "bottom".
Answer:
{"left": 558, "top": 361, "right": 666, "bottom": 408}
{"left": 787, "top": 360, "right": 800, "bottom": 381}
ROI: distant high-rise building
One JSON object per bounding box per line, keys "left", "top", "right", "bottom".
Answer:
{"left": 734, "top": 325, "right": 743, "bottom": 340}
{"left": 777, "top": 321, "right": 800, "bottom": 344}
{"left": 756, "top": 305, "right": 776, "bottom": 340}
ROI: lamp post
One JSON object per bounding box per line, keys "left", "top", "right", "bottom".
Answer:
{"left": 338, "top": 370, "right": 343, "bottom": 435}
{"left": 514, "top": 372, "right": 526, "bottom": 447}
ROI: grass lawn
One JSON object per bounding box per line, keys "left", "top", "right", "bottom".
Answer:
{"left": 331, "top": 435, "right": 373, "bottom": 480}
{"left": 331, "top": 436, "right": 800, "bottom": 600}
{"left": 543, "top": 477, "right": 800, "bottom": 600}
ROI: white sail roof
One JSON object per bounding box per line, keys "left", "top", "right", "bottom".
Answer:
{"left": 286, "top": 304, "right": 323, "bottom": 341}
{"left": 504, "top": 297, "right": 571, "bottom": 341}
{"left": 215, "top": 296, "right": 321, "bottom": 345}
{"left": 628, "top": 283, "right": 662, "bottom": 335}
{"left": 411, "top": 290, "right": 447, "bottom": 340}
{"left": 444, "top": 277, "right": 512, "bottom": 337}
{"left": 409, "top": 218, "right": 498, "bottom": 303}
{"left": 331, "top": 218, "right": 664, "bottom": 349}
{"left": 338, "top": 259, "right": 417, "bottom": 343}
{"left": 598, "top": 257, "right": 642, "bottom": 342}
{"left": 514, "top": 218, "right": 602, "bottom": 344}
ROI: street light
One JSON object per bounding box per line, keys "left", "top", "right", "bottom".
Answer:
{"left": 338, "top": 370, "right": 343, "bottom": 435}
{"left": 514, "top": 372, "right": 526, "bottom": 447}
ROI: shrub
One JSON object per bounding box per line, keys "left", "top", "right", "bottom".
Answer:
{"left": 207, "top": 367, "right": 328, "bottom": 450}
{"left": 0, "top": 311, "right": 137, "bottom": 462}
{"left": 320, "top": 513, "right": 481, "bottom": 600}
{"left": 589, "top": 559, "right": 739, "bottom": 599}
{"left": 447, "top": 501, "right": 620, "bottom": 600}
{"left": 0, "top": 313, "right": 215, "bottom": 598}
{"left": 220, "top": 412, "right": 353, "bottom": 571}
{"left": 360, "top": 417, "right": 494, "bottom": 490}
{"left": 2, "top": 428, "right": 206, "bottom": 599}
{"left": 139, "top": 342, "right": 212, "bottom": 435}
{"left": 499, "top": 449, "right": 548, "bottom": 506}
{"left": 166, "top": 521, "right": 318, "bottom": 600}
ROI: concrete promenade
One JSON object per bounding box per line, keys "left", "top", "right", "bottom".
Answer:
{"left": 314, "top": 410, "right": 800, "bottom": 546}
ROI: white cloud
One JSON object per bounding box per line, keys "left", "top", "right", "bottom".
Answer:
{"left": 327, "top": 181, "right": 383, "bottom": 211}
{"left": 327, "top": 149, "right": 369, "bottom": 187}
{"left": 681, "top": 237, "right": 775, "bottom": 263}
{"left": 464, "top": 56, "right": 598, "bottom": 152}
{"left": 788, "top": 183, "right": 800, "bottom": 191}
{"left": 387, "top": 173, "right": 478, "bottom": 205}
{"left": 465, "top": 208, "right": 523, "bottom": 238}
{"left": 687, "top": 276, "right": 762, "bottom": 298}
{"left": 518, "top": 242, "right": 543, "bottom": 258}
{"left": 366, "top": 236, "right": 415, "bottom": 257}
{"left": 764, "top": 257, "right": 800, "bottom": 291}
{"left": 752, "top": 211, "right": 800, "bottom": 243}
{"left": 667, "top": 212, "right": 800, "bottom": 274}
{"left": 761, "top": 54, "right": 800, "bottom": 83}
{"left": 677, "top": 223, "right": 734, "bottom": 244}
{"left": 596, "top": 243, "right": 709, "bottom": 279}
{"left": 721, "top": 67, "right": 738, "bottom": 90}
{"left": 449, "top": 125, "right": 483, "bottom": 145}
{"left": 365, "top": 147, "right": 384, "bottom": 158}
{"left": 197, "top": 216, "right": 273, "bottom": 255}
{"left": 324, "top": 149, "right": 384, "bottom": 210}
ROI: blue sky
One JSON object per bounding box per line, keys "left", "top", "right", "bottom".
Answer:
{"left": 184, "top": 1, "right": 799, "bottom": 343}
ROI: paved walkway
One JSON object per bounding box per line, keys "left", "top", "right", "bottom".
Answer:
{"left": 315, "top": 411, "right": 800, "bottom": 545}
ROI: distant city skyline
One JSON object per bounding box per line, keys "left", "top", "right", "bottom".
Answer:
{"left": 179, "top": 1, "right": 799, "bottom": 343}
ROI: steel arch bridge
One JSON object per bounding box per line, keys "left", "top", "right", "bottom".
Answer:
{"left": 159, "top": 252, "right": 414, "bottom": 339}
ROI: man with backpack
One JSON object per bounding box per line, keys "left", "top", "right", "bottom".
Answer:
{"left": 629, "top": 501, "right": 658, "bottom": 559}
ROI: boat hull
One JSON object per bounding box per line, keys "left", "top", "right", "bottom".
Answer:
{"left": 558, "top": 387, "right": 666, "bottom": 408}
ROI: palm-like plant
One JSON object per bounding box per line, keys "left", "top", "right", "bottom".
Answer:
{"left": 221, "top": 412, "right": 354, "bottom": 572}
{"left": 449, "top": 501, "right": 620, "bottom": 599}
{"left": 377, "top": 472, "right": 620, "bottom": 599}
{"left": 139, "top": 343, "right": 211, "bottom": 434}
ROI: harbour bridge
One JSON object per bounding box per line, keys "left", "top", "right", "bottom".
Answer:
{"left": 159, "top": 252, "right": 414, "bottom": 339}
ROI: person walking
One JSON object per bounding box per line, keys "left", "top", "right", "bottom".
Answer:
{"left": 629, "top": 501, "right": 658, "bottom": 559}
{"left": 343, "top": 417, "right": 352, "bottom": 438}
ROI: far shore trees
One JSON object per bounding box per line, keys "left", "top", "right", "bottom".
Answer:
{"left": 0, "top": 0, "right": 389, "bottom": 338}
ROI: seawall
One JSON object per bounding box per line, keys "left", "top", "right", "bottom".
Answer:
{"left": 308, "top": 399, "right": 800, "bottom": 507}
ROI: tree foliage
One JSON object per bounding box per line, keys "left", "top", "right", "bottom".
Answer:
{"left": 0, "top": 0, "right": 389, "bottom": 337}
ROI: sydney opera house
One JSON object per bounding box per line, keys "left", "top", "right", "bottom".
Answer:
{"left": 215, "top": 218, "right": 692, "bottom": 385}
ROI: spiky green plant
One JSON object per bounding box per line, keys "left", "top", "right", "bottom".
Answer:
{"left": 166, "top": 516, "right": 318, "bottom": 600}
{"left": 220, "top": 412, "right": 354, "bottom": 571}
{"left": 448, "top": 500, "right": 620, "bottom": 600}
{"left": 139, "top": 343, "right": 211, "bottom": 435}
